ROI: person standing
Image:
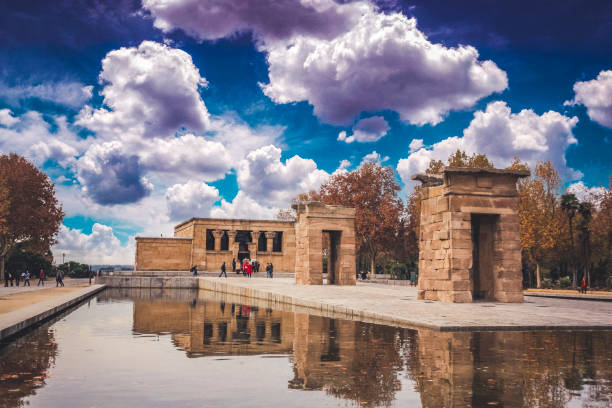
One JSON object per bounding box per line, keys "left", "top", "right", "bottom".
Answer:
{"left": 14, "top": 271, "right": 20, "bottom": 287}
{"left": 56, "top": 269, "right": 64, "bottom": 287}
{"left": 4, "top": 271, "right": 9, "bottom": 287}
{"left": 37, "top": 269, "right": 45, "bottom": 286}
{"left": 23, "top": 269, "right": 30, "bottom": 286}
{"left": 232, "top": 258, "right": 236, "bottom": 273}
{"left": 8, "top": 271, "right": 14, "bottom": 287}
{"left": 219, "top": 261, "right": 227, "bottom": 278}
{"left": 580, "top": 276, "right": 587, "bottom": 294}
{"left": 246, "top": 261, "right": 253, "bottom": 278}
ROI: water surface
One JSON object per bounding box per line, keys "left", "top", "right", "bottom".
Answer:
{"left": 0, "top": 288, "right": 610, "bottom": 407}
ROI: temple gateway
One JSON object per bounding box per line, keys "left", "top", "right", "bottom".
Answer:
{"left": 413, "top": 167, "right": 529, "bottom": 303}
{"left": 135, "top": 201, "right": 357, "bottom": 285}
{"left": 136, "top": 166, "right": 529, "bottom": 301}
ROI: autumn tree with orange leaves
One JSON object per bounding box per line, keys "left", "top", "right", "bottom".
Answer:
{"left": 0, "top": 154, "right": 64, "bottom": 280}
{"left": 515, "top": 160, "right": 563, "bottom": 288}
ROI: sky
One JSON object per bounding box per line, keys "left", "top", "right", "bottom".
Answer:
{"left": 1, "top": 0, "right": 611, "bottom": 265}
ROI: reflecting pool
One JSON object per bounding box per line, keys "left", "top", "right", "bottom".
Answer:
{"left": 1, "top": 288, "right": 611, "bottom": 407}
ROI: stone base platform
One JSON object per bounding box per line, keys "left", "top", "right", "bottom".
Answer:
{"left": 197, "top": 278, "right": 612, "bottom": 331}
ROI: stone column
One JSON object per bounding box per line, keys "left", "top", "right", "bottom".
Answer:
{"left": 212, "top": 229, "right": 225, "bottom": 252}
{"left": 227, "top": 230, "right": 238, "bottom": 259}
{"left": 265, "top": 231, "right": 276, "bottom": 252}
{"left": 248, "top": 231, "right": 259, "bottom": 255}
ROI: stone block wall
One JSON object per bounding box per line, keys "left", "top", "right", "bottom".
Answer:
{"left": 135, "top": 237, "right": 192, "bottom": 271}
{"left": 414, "top": 167, "right": 528, "bottom": 302}
{"left": 294, "top": 202, "right": 356, "bottom": 285}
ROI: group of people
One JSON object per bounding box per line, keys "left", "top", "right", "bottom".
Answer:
{"left": 3, "top": 269, "right": 47, "bottom": 287}
{"left": 223, "top": 258, "right": 274, "bottom": 278}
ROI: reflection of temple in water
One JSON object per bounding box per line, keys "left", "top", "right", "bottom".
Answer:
{"left": 132, "top": 299, "right": 295, "bottom": 357}
{"left": 409, "top": 330, "right": 612, "bottom": 408}
{"left": 116, "top": 290, "right": 612, "bottom": 408}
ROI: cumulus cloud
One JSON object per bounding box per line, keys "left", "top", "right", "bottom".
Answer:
{"left": 409, "top": 138, "right": 424, "bottom": 153}
{"left": 338, "top": 116, "right": 390, "bottom": 143}
{"left": 165, "top": 180, "right": 220, "bottom": 221}
{"left": 53, "top": 223, "right": 134, "bottom": 265}
{"left": 76, "top": 41, "right": 209, "bottom": 139}
{"left": 565, "top": 70, "right": 612, "bottom": 128}
{"left": 138, "top": 134, "right": 232, "bottom": 181}
{"left": 261, "top": 4, "right": 507, "bottom": 125}
{"left": 237, "top": 145, "right": 330, "bottom": 207}
{"left": 0, "top": 81, "right": 92, "bottom": 108}
{"left": 77, "top": 141, "right": 153, "bottom": 205}
{"left": 361, "top": 150, "right": 389, "bottom": 165}
{"left": 142, "top": 0, "right": 360, "bottom": 42}
{"left": 567, "top": 181, "right": 607, "bottom": 206}
{"left": 0, "top": 110, "right": 86, "bottom": 167}
{"left": 0, "top": 109, "right": 19, "bottom": 126}
{"left": 143, "top": 1, "right": 507, "bottom": 126}
{"left": 397, "top": 101, "right": 580, "bottom": 188}
{"left": 210, "top": 191, "right": 279, "bottom": 220}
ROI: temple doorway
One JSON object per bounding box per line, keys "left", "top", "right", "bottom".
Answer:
{"left": 471, "top": 214, "right": 498, "bottom": 301}
{"left": 322, "top": 230, "right": 341, "bottom": 285}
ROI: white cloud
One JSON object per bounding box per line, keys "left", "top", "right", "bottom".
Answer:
{"left": 165, "top": 180, "right": 220, "bottom": 221}
{"left": 338, "top": 116, "right": 390, "bottom": 144}
{"left": 142, "top": 0, "right": 360, "bottom": 42}
{"left": 567, "top": 181, "right": 607, "bottom": 206}
{"left": 261, "top": 4, "right": 507, "bottom": 125}
{"left": 138, "top": 134, "right": 232, "bottom": 181}
{"left": 0, "top": 109, "right": 19, "bottom": 126}
{"left": 397, "top": 101, "right": 580, "bottom": 188}
{"left": 565, "top": 70, "right": 612, "bottom": 128}
{"left": 143, "top": 1, "right": 507, "bottom": 126}
{"left": 237, "top": 145, "right": 330, "bottom": 207}
{"left": 77, "top": 141, "right": 153, "bottom": 205}
{"left": 409, "top": 138, "right": 424, "bottom": 153}
{"left": 53, "top": 223, "right": 134, "bottom": 265}
{"left": 361, "top": 150, "right": 389, "bottom": 165}
{"left": 0, "top": 111, "right": 86, "bottom": 167}
{"left": 210, "top": 191, "right": 279, "bottom": 220}
{"left": 76, "top": 41, "right": 209, "bottom": 140}
{"left": 0, "top": 81, "right": 92, "bottom": 108}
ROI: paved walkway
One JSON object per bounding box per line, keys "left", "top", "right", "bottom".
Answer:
{"left": 0, "top": 282, "right": 105, "bottom": 341}
{"left": 199, "top": 277, "right": 612, "bottom": 331}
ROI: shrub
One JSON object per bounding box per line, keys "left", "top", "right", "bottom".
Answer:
{"left": 559, "top": 276, "right": 572, "bottom": 288}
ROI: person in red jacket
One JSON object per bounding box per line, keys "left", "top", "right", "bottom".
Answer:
{"left": 37, "top": 269, "right": 45, "bottom": 286}
{"left": 246, "top": 262, "right": 253, "bottom": 278}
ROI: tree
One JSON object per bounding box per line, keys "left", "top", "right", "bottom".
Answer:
{"left": 517, "top": 161, "right": 562, "bottom": 288}
{"left": 6, "top": 245, "right": 53, "bottom": 276}
{"left": 561, "top": 193, "right": 580, "bottom": 287}
{"left": 0, "top": 154, "right": 64, "bottom": 280}
{"left": 317, "top": 162, "right": 404, "bottom": 274}
{"left": 590, "top": 178, "right": 612, "bottom": 287}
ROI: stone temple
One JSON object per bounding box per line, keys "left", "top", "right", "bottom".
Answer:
{"left": 413, "top": 167, "right": 530, "bottom": 303}
{"left": 135, "top": 201, "right": 357, "bottom": 286}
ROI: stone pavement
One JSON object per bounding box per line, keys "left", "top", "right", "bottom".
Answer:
{"left": 199, "top": 277, "right": 612, "bottom": 331}
{"left": 0, "top": 278, "right": 90, "bottom": 296}
{"left": 0, "top": 283, "right": 105, "bottom": 341}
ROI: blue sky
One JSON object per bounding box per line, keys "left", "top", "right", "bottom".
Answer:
{"left": 0, "top": 0, "right": 611, "bottom": 264}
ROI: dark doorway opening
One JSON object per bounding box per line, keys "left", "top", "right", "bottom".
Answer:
{"left": 238, "top": 252, "right": 250, "bottom": 263}
{"left": 471, "top": 214, "right": 498, "bottom": 301}
{"left": 323, "top": 230, "right": 341, "bottom": 285}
